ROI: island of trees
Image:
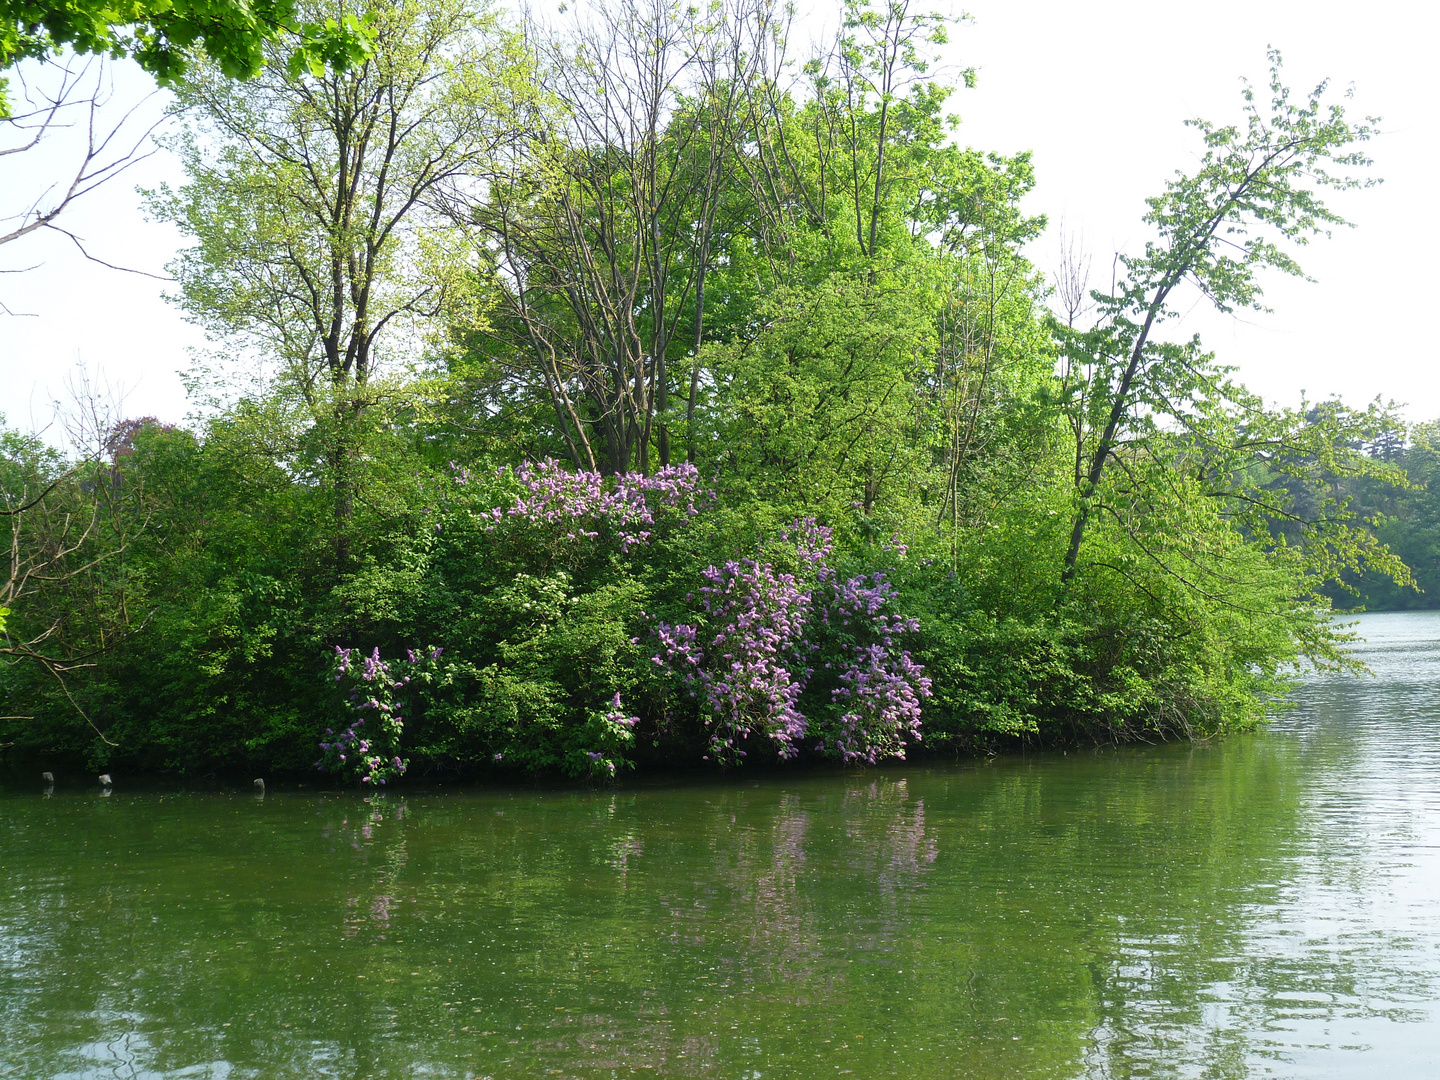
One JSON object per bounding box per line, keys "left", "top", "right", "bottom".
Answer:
{"left": 0, "top": 0, "right": 1422, "bottom": 782}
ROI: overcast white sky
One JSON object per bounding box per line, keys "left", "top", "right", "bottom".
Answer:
{"left": 2, "top": 0, "right": 1435, "bottom": 439}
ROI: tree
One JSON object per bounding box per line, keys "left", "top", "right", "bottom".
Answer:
{"left": 153, "top": 0, "right": 530, "bottom": 570}
{"left": 1, "top": 397, "right": 154, "bottom": 748}
{"left": 696, "top": 0, "right": 1050, "bottom": 529}
{"left": 1058, "top": 52, "right": 1379, "bottom": 584}
{"left": 457, "top": 0, "right": 780, "bottom": 474}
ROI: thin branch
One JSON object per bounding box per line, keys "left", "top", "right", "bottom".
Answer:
{"left": 49, "top": 226, "right": 175, "bottom": 280}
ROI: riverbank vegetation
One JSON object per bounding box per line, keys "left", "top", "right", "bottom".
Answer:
{"left": 0, "top": 0, "right": 1416, "bottom": 779}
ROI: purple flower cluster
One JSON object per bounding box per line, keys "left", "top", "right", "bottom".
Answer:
{"left": 316, "top": 646, "right": 434, "bottom": 786}
{"left": 485, "top": 458, "right": 702, "bottom": 550}
{"left": 653, "top": 520, "right": 931, "bottom": 764}
{"left": 573, "top": 692, "right": 641, "bottom": 778}
{"left": 602, "top": 691, "right": 640, "bottom": 731}
{"left": 655, "top": 554, "right": 814, "bottom": 760}
{"left": 820, "top": 574, "right": 931, "bottom": 764}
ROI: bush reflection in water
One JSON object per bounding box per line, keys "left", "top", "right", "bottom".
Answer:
{"left": 3, "top": 612, "right": 1440, "bottom": 1078}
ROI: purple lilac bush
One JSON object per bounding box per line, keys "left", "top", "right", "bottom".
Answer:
{"left": 820, "top": 571, "right": 931, "bottom": 763}
{"left": 654, "top": 519, "right": 931, "bottom": 765}
{"left": 465, "top": 458, "right": 703, "bottom": 551}
{"left": 318, "top": 460, "right": 930, "bottom": 780}
{"left": 572, "top": 692, "right": 642, "bottom": 779}
{"left": 318, "top": 646, "right": 440, "bottom": 786}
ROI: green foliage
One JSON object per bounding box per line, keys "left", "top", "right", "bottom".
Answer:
{"left": 1057, "top": 51, "right": 1380, "bottom": 584}
{"left": 1, "top": 12, "right": 1419, "bottom": 779}
{"left": 0, "top": 0, "right": 374, "bottom": 116}
{"left": 1314, "top": 419, "right": 1440, "bottom": 610}
{"left": 707, "top": 263, "right": 937, "bottom": 516}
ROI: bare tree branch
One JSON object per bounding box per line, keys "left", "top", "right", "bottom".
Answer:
{"left": 0, "top": 58, "right": 163, "bottom": 269}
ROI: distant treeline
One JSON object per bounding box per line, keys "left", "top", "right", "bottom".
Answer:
{"left": 1321, "top": 423, "right": 1440, "bottom": 611}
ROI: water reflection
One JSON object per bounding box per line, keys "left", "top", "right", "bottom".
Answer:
{"left": 3, "top": 614, "right": 1440, "bottom": 1077}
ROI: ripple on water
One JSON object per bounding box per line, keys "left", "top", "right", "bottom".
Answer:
{"left": 2, "top": 613, "right": 1440, "bottom": 1078}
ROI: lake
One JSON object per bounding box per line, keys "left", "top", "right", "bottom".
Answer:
{"left": 2, "top": 611, "right": 1439, "bottom": 1078}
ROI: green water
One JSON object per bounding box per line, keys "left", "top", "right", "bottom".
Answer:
{"left": 3, "top": 614, "right": 1440, "bottom": 1079}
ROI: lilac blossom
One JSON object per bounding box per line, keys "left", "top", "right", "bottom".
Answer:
{"left": 318, "top": 646, "right": 432, "bottom": 787}
{"left": 571, "top": 692, "right": 641, "bottom": 778}
{"left": 655, "top": 552, "right": 813, "bottom": 760}
{"left": 602, "top": 691, "right": 640, "bottom": 729}
{"left": 486, "top": 458, "right": 702, "bottom": 552}
{"left": 654, "top": 520, "right": 930, "bottom": 765}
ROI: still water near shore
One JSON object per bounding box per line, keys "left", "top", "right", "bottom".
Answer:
{"left": 2, "top": 613, "right": 1439, "bottom": 1079}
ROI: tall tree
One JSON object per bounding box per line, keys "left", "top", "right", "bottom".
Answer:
{"left": 1058, "top": 53, "right": 1379, "bottom": 584}
{"left": 458, "top": 0, "right": 779, "bottom": 474}
{"left": 154, "top": 0, "right": 529, "bottom": 569}
{"left": 698, "top": 0, "right": 1050, "bottom": 524}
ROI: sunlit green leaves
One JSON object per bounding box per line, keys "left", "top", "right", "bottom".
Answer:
{"left": 0, "top": 0, "right": 377, "bottom": 116}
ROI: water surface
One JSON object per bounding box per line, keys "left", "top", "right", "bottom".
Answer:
{"left": 3, "top": 612, "right": 1439, "bottom": 1078}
